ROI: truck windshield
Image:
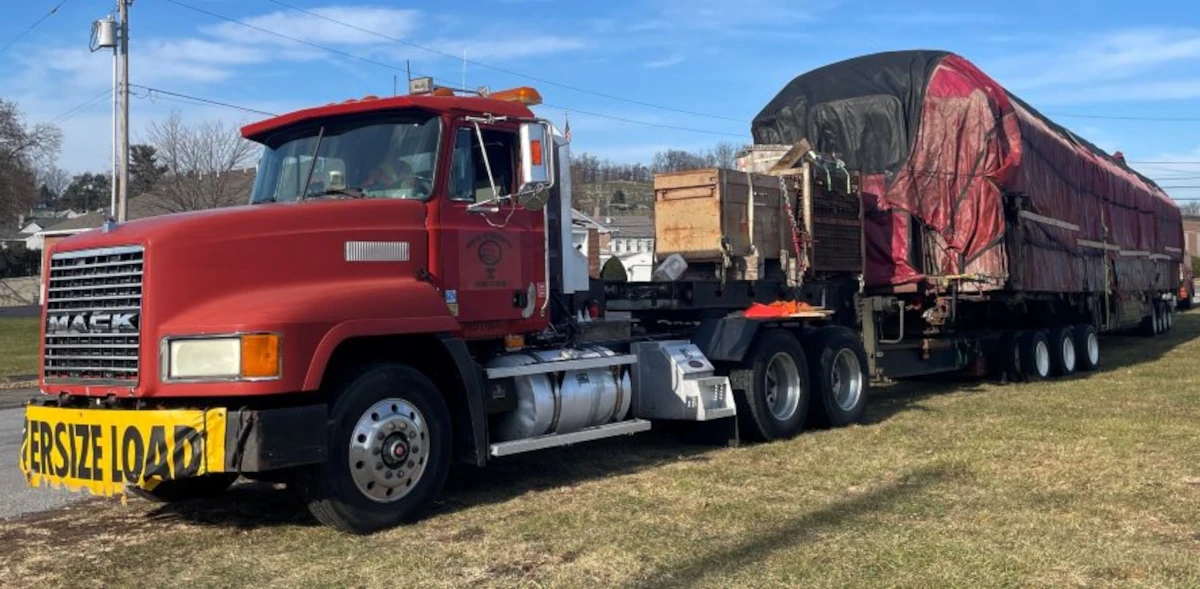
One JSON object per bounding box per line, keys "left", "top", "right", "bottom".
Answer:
{"left": 250, "top": 112, "right": 441, "bottom": 203}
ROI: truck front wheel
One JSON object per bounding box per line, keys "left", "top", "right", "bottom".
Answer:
{"left": 300, "top": 363, "right": 452, "bottom": 534}
{"left": 729, "top": 330, "right": 810, "bottom": 441}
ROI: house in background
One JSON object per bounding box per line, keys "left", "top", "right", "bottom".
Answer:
{"left": 34, "top": 170, "right": 258, "bottom": 283}
{"left": 1184, "top": 217, "right": 1200, "bottom": 260}
{"left": 598, "top": 215, "right": 655, "bottom": 282}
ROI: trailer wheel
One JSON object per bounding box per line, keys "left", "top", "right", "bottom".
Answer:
{"left": 300, "top": 363, "right": 451, "bottom": 534}
{"left": 1019, "top": 330, "right": 1052, "bottom": 381}
{"left": 1141, "top": 304, "right": 1158, "bottom": 337}
{"left": 1074, "top": 324, "right": 1100, "bottom": 371}
{"left": 803, "top": 327, "right": 869, "bottom": 427}
{"left": 1048, "top": 326, "right": 1077, "bottom": 376}
{"left": 999, "top": 331, "right": 1024, "bottom": 382}
{"left": 729, "top": 330, "right": 810, "bottom": 441}
{"left": 128, "top": 473, "right": 239, "bottom": 503}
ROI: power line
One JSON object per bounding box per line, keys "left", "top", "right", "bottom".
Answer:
{"left": 1161, "top": 186, "right": 1200, "bottom": 189}
{"left": 161, "top": 0, "right": 747, "bottom": 138}
{"left": 52, "top": 88, "right": 113, "bottom": 123}
{"left": 1047, "top": 112, "right": 1200, "bottom": 122}
{"left": 538, "top": 103, "right": 745, "bottom": 138}
{"left": 1129, "top": 161, "right": 1200, "bottom": 165}
{"left": 0, "top": 0, "right": 71, "bottom": 55}
{"left": 260, "top": 0, "right": 745, "bottom": 124}
{"left": 131, "top": 84, "right": 278, "bottom": 117}
{"left": 162, "top": 0, "right": 437, "bottom": 79}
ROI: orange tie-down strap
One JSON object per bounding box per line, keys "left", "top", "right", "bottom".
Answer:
{"left": 744, "top": 300, "right": 818, "bottom": 318}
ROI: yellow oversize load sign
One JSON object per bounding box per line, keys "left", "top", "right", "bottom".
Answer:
{"left": 19, "top": 405, "right": 227, "bottom": 496}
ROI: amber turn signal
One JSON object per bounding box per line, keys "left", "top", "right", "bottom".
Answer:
{"left": 240, "top": 334, "right": 281, "bottom": 379}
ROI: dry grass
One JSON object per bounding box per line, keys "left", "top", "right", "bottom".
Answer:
{"left": 4, "top": 314, "right": 1200, "bottom": 587}
{"left": 0, "top": 318, "right": 39, "bottom": 379}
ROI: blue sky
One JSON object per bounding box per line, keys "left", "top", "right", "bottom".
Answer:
{"left": 4, "top": 0, "right": 1200, "bottom": 201}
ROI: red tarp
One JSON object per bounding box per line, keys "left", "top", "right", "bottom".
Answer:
{"left": 753, "top": 51, "right": 1184, "bottom": 295}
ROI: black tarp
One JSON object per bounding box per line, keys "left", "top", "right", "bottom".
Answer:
{"left": 751, "top": 50, "right": 949, "bottom": 174}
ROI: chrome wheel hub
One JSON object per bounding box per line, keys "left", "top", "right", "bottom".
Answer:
{"left": 1035, "top": 340, "right": 1051, "bottom": 377}
{"left": 831, "top": 349, "right": 863, "bottom": 411}
{"left": 348, "top": 399, "right": 429, "bottom": 503}
{"left": 1062, "top": 337, "right": 1076, "bottom": 373}
{"left": 764, "top": 352, "right": 801, "bottom": 421}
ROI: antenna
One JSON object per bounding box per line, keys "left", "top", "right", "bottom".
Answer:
{"left": 462, "top": 47, "right": 467, "bottom": 90}
{"left": 393, "top": 74, "right": 397, "bottom": 96}
{"left": 405, "top": 59, "right": 411, "bottom": 84}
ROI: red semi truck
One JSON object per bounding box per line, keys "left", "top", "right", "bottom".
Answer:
{"left": 20, "top": 51, "right": 1184, "bottom": 534}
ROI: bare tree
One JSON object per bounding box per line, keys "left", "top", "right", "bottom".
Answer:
{"left": 145, "top": 111, "right": 258, "bottom": 213}
{"left": 706, "top": 142, "right": 742, "bottom": 169}
{"left": 1181, "top": 201, "right": 1200, "bottom": 218}
{"left": 0, "top": 100, "right": 61, "bottom": 226}
{"left": 36, "top": 165, "right": 70, "bottom": 203}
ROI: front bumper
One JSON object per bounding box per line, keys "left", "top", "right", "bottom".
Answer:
{"left": 19, "top": 401, "right": 327, "bottom": 496}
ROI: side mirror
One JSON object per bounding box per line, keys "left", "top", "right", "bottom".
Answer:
{"left": 517, "top": 121, "right": 554, "bottom": 210}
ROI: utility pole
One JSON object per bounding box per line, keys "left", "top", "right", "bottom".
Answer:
{"left": 116, "top": 0, "right": 130, "bottom": 222}
{"left": 92, "top": 15, "right": 119, "bottom": 216}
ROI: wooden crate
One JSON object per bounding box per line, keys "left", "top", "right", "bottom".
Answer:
{"left": 653, "top": 168, "right": 785, "bottom": 264}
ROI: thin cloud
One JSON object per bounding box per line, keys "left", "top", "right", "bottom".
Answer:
{"left": 865, "top": 12, "right": 1001, "bottom": 26}
{"left": 645, "top": 54, "right": 685, "bottom": 69}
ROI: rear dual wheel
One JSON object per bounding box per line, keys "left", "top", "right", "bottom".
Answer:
{"left": 730, "top": 330, "right": 810, "bottom": 441}
{"left": 729, "top": 327, "right": 870, "bottom": 441}
{"left": 803, "top": 327, "right": 870, "bottom": 428}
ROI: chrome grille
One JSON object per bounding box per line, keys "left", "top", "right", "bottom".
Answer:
{"left": 43, "top": 246, "right": 144, "bottom": 383}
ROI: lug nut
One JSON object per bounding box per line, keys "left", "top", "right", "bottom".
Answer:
{"left": 376, "top": 462, "right": 383, "bottom": 470}
{"left": 408, "top": 460, "right": 415, "bottom": 468}
{"left": 387, "top": 422, "right": 395, "bottom": 431}
{"left": 385, "top": 471, "right": 394, "bottom": 479}
{"left": 411, "top": 446, "right": 420, "bottom": 455}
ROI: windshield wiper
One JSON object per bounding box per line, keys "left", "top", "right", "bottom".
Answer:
{"left": 305, "top": 187, "right": 366, "bottom": 200}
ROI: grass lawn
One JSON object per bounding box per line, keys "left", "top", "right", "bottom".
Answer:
{"left": 3, "top": 314, "right": 1200, "bottom": 587}
{"left": 0, "top": 318, "right": 39, "bottom": 379}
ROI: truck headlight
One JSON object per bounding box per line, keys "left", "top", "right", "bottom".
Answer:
{"left": 165, "top": 334, "right": 281, "bottom": 381}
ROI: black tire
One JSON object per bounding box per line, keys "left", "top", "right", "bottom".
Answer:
{"left": 729, "top": 329, "right": 810, "bottom": 441}
{"left": 300, "top": 363, "right": 452, "bottom": 534}
{"left": 998, "top": 331, "right": 1024, "bottom": 382}
{"left": 1141, "top": 304, "right": 1157, "bottom": 337}
{"left": 1019, "top": 330, "right": 1052, "bottom": 381}
{"left": 1074, "top": 324, "right": 1100, "bottom": 371}
{"left": 802, "top": 327, "right": 869, "bottom": 427}
{"left": 1048, "top": 326, "right": 1077, "bottom": 376}
{"left": 128, "top": 473, "right": 239, "bottom": 503}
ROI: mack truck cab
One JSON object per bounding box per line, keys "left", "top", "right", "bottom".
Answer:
{"left": 20, "top": 80, "right": 873, "bottom": 533}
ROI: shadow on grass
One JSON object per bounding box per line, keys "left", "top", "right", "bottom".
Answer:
{"left": 140, "top": 313, "right": 1200, "bottom": 531}
{"left": 142, "top": 431, "right": 712, "bottom": 531}
{"left": 631, "top": 464, "right": 956, "bottom": 588}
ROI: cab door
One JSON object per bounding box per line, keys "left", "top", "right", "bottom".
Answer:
{"left": 436, "top": 121, "right": 547, "bottom": 337}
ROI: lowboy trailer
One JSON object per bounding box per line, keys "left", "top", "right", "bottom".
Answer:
{"left": 19, "top": 51, "right": 1183, "bottom": 534}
